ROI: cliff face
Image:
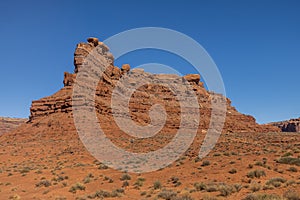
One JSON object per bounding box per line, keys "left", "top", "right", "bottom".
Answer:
{"left": 29, "top": 37, "right": 279, "bottom": 133}
{"left": 269, "top": 118, "right": 300, "bottom": 132}
{"left": 0, "top": 117, "right": 26, "bottom": 135}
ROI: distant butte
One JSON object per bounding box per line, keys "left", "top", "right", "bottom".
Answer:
{"left": 269, "top": 117, "right": 300, "bottom": 132}
{"left": 28, "top": 37, "right": 279, "bottom": 133}
{"left": 0, "top": 117, "right": 26, "bottom": 135}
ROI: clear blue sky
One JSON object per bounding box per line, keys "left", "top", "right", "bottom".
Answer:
{"left": 0, "top": 0, "right": 299, "bottom": 124}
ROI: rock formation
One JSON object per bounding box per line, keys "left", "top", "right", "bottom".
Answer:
{"left": 183, "top": 74, "right": 200, "bottom": 84}
{"left": 0, "top": 117, "right": 26, "bottom": 135}
{"left": 269, "top": 117, "right": 300, "bottom": 132}
{"left": 29, "top": 37, "right": 279, "bottom": 134}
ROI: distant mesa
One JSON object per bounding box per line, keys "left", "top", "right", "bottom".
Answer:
{"left": 27, "top": 37, "right": 279, "bottom": 133}
{"left": 269, "top": 117, "right": 300, "bottom": 132}
{"left": 0, "top": 117, "right": 27, "bottom": 135}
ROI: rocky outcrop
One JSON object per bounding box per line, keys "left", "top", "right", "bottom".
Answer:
{"left": 269, "top": 118, "right": 300, "bottom": 132}
{"left": 30, "top": 87, "right": 73, "bottom": 120}
{"left": 183, "top": 74, "right": 200, "bottom": 84}
{"left": 63, "top": 72, "right": 76, "bottom": 86}
{"left": 121, "top": 64, "right": 131, "bottom": 74}
{"left": 29, "top": 37, "right": 279, "bottom": 133}
{"left": 0, "top": 117, "right": 26, "bottom": 135}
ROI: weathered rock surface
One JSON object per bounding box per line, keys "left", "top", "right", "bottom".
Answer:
{"left": 0, "top": 117, "right": 26, "bottom": 135}
{"left": 183, "top": 74, "right": 200, "bottom": 84}
{"left": 269, "top": 118, "right": 300, "bottom": 132}
{"left": 121, "top": 64, "right": 131, "bottom": 74}
{"left": 29, "top": 37, "right": 279, "bottom": 133}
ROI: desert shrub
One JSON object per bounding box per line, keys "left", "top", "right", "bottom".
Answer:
{"left": 201, "top": 160, "right": 210, "bottom": 166}
{"left": 194, "top": 182, "right": 206, "bottom": 191}
{"left": 283, "top": 190, "right": 300, "bottom": 200}
{"left": 111, "top": 189, "right": 124, "bottom": 197}
{"left": 242, "top": 193, "right": 283, "bottom": 200}
{"left": 134, "top": 177, "right": 146, "bottom": 188}
{"left": 170, "top": 176, "right": 181, "bottom": 187}
{"left": 103, "top": 176, "right": 113, "bottom": 183}
{"left": 157, "top": 189, "right": 177, "bottom": 199}
{"left": 134, "top": 179, "right": 144, "bottom": 187}
{"left": 137, "top": 177, "right": 145, "bottom": 182}
{"left": 153, "top": 180, "right": 162, "bottom": 189}
{"left": 255, "top": 161, "right": 264, "bottom": 166}
{"left": 174, "top": 194, "right": 194, "bottom": 200}
{"left": 115, "top": 188, "right": 124, "bottom": 194}
{"left": 233, "top": 183, "right": 243, "bottom": 192}
{"left": 69, "top": 182, "right": 85, "bottom": 193}
{"left": 206, "top": 184, "right": 218, "bottom": 192}
{"left": 229, "top": 168, "right": 237, "bottom": 174}
{"left": 8, "top": 195, "right": 21, "bottom": 200}
{"left": 218, "top": 184, "right": 233, "bottom": 197}
{"left": 52, "top": 175, "right": 68, "bottom": 182}
{"left": 194, "top": 157, "right": 201, "bottom": 163}
{"left": 277, "top": 157, "right": 300, "bottom": 166}
{"left": 282, "top": 152, "right": 293, "bottom": 157}
{"left": 122, "top": 181, "right": 129, "bottom": 187}
{"left": 262, "top": 158, "right": 267, "bottom": 164}
{"left": 109, "top": 191, "right": 120, "bottom": 198}
{"left": 286, "top": 180, "right": 296, "bottom": 186}
{"left": 223, "top": 152, "right": 230, "bottom": 156}
{"left": 247, "top": 170, "right": 266, "bottom": 178}
{"left": 19, "top": 167, "right": 31, "bottom": 174}
{"left": 83, "top": 177, "right": 91, "bottom": 184}
{"left": 97, "top": 163, "right": 108, "bottom": 169}
{"left": 287, "top": 166, "right": 298, "bottom": 172}
{"left": 203, "top": 196, "right": 220, "bottom": 200}
{"left": 120, "top": 173, "right": 131, "bottom": 181}
{"left": 250, "top": 182, "right": 261, "bottom": 192}
{"left": 266, "top": 177, "right": 286, "bottom": 188}
{"left": 54, "top": 197, "right": 67, "bottom": 200}
{"left": 262, "top": 184, "right": 274, "bottom": 190}
{"left": 35, "top": 180, "right": 51, "bottom": 187}
{"left": 88, "top": 190, "right": 111, "bottom": 198}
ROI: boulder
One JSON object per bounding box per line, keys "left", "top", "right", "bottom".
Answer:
{"left": 121, "top": 64, "right": 131, "bottom": 73}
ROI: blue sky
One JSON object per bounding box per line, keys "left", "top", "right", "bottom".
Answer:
{"left": 0, "top": 0, "right": 299, "bottom": 124}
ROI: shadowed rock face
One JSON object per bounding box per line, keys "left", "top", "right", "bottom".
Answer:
{"left": 0, "top": 117, "right": 26, "bottom": 135}
{"left": 269, "top": 118, "right": 300, "bottom": 132}
{"left": 29, "top": 37, "right": 279, "bottom": 133}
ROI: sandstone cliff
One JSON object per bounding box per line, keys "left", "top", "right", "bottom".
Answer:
{"left": 29, "top": 37, "right": 279, "bottom": 134}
